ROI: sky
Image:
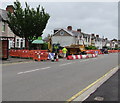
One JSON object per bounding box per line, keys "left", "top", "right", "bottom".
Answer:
{"left": 1, "top": 0, "right": 118, "bottom": 40}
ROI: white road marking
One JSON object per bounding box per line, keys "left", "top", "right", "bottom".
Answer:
{"left": 60, "top": 59, "right": 90, "bottom": 67}
{"left": 92, "top": 58, "right": 98, "bottom": 59}
{"left": 41, "top": 67, "right": 51, "bottom": 70}
{"left": 80, "top": 59, "right": 89, "bottom": 62}
{"left": 17, "top": 67, "right": 51, "bottom": 74}
{"left": 59, "top": 62, "right": 75, "bottom": 66}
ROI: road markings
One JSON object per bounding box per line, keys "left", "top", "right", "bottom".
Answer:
{"left": 80, "top": 59, "right": 89, "bottom": 62}
{"left": 66, "top": 66, "right": 119, "bottom": 102}
{"left": 17, "top": 67, "right": 51, "bottom": 74}
{"left": 59, "top": 59, "right": 90, "bottom": 67}
{"left": 41, "top": 67, "right": 51, "bottom": 70}
{"left": 59, "top": 62, "right": 75, "bottom": 66}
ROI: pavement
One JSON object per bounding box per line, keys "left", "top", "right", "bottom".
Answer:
{"left": 83, "top": 69, "right": 119, "bottom": 103}
{"left": 1, "top": 57, "right": 33, "bottom": 64}
{"left": 2, "top": 53, "right": 119, "bottom": 102}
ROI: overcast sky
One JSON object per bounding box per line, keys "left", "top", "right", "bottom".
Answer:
{"left": 1, "top": 1, "right": 118, "bottom": 40}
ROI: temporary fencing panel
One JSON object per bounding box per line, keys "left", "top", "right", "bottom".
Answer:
{"left": 33, "top": 52, "right": 49, "bottom": 61}
{"left": 10, "top": 49, "right": 49, "bottom": 58}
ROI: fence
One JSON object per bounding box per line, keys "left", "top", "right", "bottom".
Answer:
{"left": 9, "top": 49, "right": 120, "bottom": 61}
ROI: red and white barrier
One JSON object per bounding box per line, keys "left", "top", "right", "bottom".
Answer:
{"left": 67, "top": 54, "right": 98, "bottom": 60}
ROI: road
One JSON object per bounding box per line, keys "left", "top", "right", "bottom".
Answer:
{"left": 2, "top": 53, "right": 118, "bottom": 101}
{"left": 83, "top": 69, "right": 119, "bottom": 102}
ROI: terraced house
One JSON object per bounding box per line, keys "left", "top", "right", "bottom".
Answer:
{"left": 0, "top": 5, "right": 25, "bottom": 49}
{"left": 52, "top": 26, "right": 90, "bottom": 47}
{"left": 52, "top": 26, "right": 117, "bottom": 49}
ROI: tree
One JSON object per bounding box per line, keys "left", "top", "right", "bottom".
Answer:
{"left": 7, "top": 0, "right": 50, "bottom": 49}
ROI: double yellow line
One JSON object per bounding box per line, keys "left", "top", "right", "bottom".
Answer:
{"left": 66, "top": 65, "right": 119, "bottom": 102}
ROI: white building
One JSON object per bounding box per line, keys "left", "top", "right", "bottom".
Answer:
{"left": 52, "top": 26, "right": 104, "bottom": 49}
{"left": 52, "top": 26, "right": 117, "bottom": 49}
{"left": 52, "top": 26, "right": 91, "bottom": 47}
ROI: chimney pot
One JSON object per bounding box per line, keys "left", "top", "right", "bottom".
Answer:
{"left": 96, "top": 35, "right": 99, "bottom": 38}
{"left": 77, "top": 29, "right": 81, "bottom": 32}
{"left": 54, "top": 29, "right": 59, "bottom": 33}
{"left": 6, "top": 5, "right": 14, "bottom": 13}
{"left": 105, "top": 38, "right": 108, "bottom": 40}
{"left": 67, "top": 26, "right": 72, "bottom": 31}
{"left": 91, "top": 34, "right": 95, "bottom": 36}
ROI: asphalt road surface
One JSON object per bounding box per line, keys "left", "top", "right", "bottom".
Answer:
{"left": 83, "top": 69, "right": 119, "bottom": 102}
{"left": 2, "top": 53, "right": 118, "bottom": 101}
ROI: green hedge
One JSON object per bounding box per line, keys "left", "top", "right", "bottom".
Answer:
{"left": 85, "top": 45, "right": 98, "bottom": 50}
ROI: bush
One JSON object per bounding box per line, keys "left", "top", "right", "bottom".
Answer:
{"left": 85, "top": 45, "right": 98, "bottom": 50}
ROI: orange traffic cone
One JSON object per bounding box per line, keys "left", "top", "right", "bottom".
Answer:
{"left": 56, "top": 55, "right": 59, "bottom": 62}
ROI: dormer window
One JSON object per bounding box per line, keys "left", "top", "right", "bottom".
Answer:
{"left": 60, "top": 31, "right": 64, "bottom": 35}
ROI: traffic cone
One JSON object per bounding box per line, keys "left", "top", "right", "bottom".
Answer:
{"left": 55, "top": 55, "right": 59, "bottom": 61}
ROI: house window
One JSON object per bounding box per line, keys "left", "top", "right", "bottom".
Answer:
{"left": 17, "top": 39, "right": 19, "bottom": 47}
{"left": 2, "top": 22, "right": 5, "bottom": 32}
{"left": 60, "top": 31, "right": 64, "bottom": 35}
{"left": 88, "top": 37, "right": 90, "bottom": 42}
{"left": 86, "top": 37, "right": 87, "bottom": 42}
{"left": 21, "top": 39, "right": 23, "bottom": 48}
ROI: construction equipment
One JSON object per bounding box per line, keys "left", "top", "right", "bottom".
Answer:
{"left": 47, "top": 34, "right": 86, "bottom": 55}
{"left": 65, "top": 44, "right": 86, "bottom": 55}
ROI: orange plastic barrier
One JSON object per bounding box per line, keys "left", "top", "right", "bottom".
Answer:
{"left": 9, "top": 49, "right": 49, "bottom": 59}
{"left": 85, "top": 50, "right": 102, "bottom": 54}
{"left": 33, "top": 52, "right": 48, "bottom": 61}
{"left": 10, "top": 49, "right": 19, "bottom": 57}
{"left": 108, "top": 50, "right": 120, "bottom": 53}
{"left": 21, "top": 50, "right": 30, "bottom": 58}
{"left": 29, "top": 50, "right": 48, "bottom": 58}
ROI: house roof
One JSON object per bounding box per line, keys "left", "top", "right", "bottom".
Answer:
{"left": 53, "top": 27, "right": 110, "bottom": 42}
{"left": 71, "top": 30, "right": 81, "bottom": 37}
{"left": 81, "top": 32, "right": 90, "bottom": 38}
{"left": 53, "top": 28, "right": 84, "bottom": 37}
{"left": 0, "top": 9, "right": 8, "bottom": 21}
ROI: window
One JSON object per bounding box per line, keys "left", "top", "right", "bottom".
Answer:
{"left": 60, "top": 31, "right": 64, "bottom": 35}
{"left": 17, "top": 39, "right": 19, "bottom": 47}
{"left": 86, "top": 37, "right": 87, "bottom": 42}
{"left": 2, "top": 22, "right": 5, "bottom": 32}
{"left": 88, "top": 37, "right": 90, "bottom": 42}
{"left": 21, "top": 39, "right": 23, "bottom": 48}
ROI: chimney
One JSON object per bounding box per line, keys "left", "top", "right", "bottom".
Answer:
{"left": 96, "top": 35, "right": 99, "bottom": 38}
{"left": 91, "top": 34, "right": 95, "bottom": 37}
{"left": 67, "top": 26, "right": 72, "bottom": 31}
{"left": 6, "top": 5, "right": 14, "bottom": 13}
{"left": 77, "top": 29, "right": 81, "bottom": 32}
{"left": 105, "top": 38, "right": 108, "bottom": 40}
{"left": 54, "top": 29, "right": 59, "bottom": 33}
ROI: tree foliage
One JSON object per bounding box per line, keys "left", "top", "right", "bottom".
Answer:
{"left": 85, "top": 45, "right": 98, "bottom": 50}
{"left": 7, "top": 0, "right": 50, "bottom": 48}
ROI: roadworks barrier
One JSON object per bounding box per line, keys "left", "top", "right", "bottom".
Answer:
{"left": 33, "top": 52, "right": 49, "bottom": 61}
{"left": 9, "top": 49, "right": 120, "bottom": 61}
{"left": 67, "top": 54, "right": 98, "bottom": 60}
